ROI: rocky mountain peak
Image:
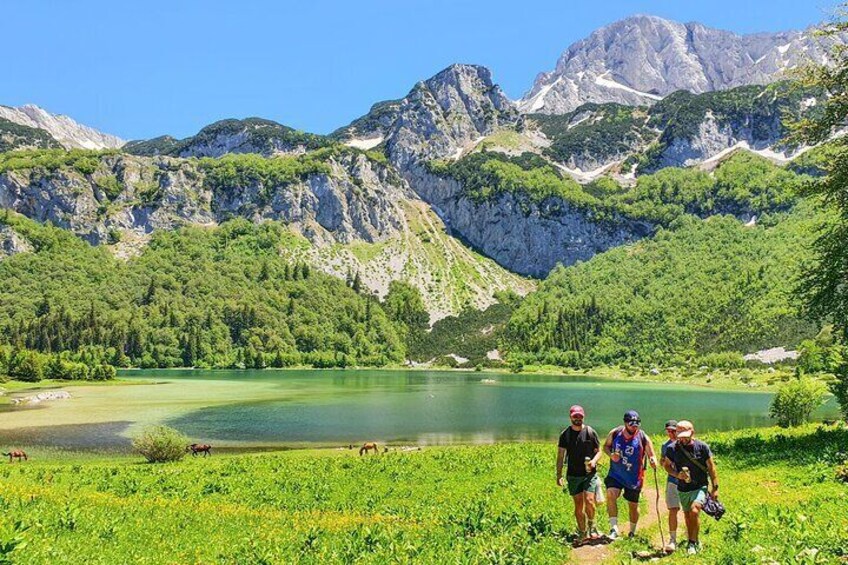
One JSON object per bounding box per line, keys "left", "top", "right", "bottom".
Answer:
{"left": 519, "top": 15, "right": 833, "bottom": 114}
{"left": 0, "top": 104, "right": 124, "bottom": 150}
{"left": 383, "top": 64, "right": 518, "bottom": 170}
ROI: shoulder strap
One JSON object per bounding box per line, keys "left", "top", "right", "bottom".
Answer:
{"left": 679, "top": 444, "right": 709, "bottom": 474}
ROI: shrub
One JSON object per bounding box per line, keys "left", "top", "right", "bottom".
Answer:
{"left": 769, "top": 377, "right": 828, "bottom": 427}
{"left": 9, "top": 351, "right": 44, "bottom": 382}
{"left": 132, "top": 425, "right": 189, "bottom": 463}
{"left": 91, "top": 364, "right": 116, "bottom": 381}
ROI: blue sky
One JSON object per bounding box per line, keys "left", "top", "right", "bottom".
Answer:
{"left": 4, "top": 0, "right": 835, "bottom": 140}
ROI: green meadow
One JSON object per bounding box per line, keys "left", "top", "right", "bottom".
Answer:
{"left": 0, "top": 424, "right": 844, "bottom": 564}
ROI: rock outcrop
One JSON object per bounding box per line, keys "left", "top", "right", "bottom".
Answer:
{"left": 0, "top": 151, "right": 409, "bottom": 246}
{"left": 0, "top": 224, "right": 33, "bottom": 259}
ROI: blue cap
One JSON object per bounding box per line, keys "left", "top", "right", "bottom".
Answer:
{"left": 624, "top": 410, "right": 640, "bottom": 423}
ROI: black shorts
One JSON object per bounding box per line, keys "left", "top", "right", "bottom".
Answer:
{"left": 604, "top": 475, "right": 642, "bottom": 503}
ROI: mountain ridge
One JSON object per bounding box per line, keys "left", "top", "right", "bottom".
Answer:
{"left": 0, "top": 104, "right": 124, "bottom": 150}
{"left": 517, "top": 14, "right": 833, "bottom": 114}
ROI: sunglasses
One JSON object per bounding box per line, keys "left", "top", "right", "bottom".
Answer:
{"left": 625, "top": 420, "right": 641, "bottom": 425}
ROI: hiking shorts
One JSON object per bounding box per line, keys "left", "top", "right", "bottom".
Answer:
{"left": 604, "top": 475, "right": 641, "bottom": 503}
{"left": 665, "top": 482, "right": 680, "bottom": 509}
{"left": 678, "top": 486, "right": 708, "bottom": 512}
{"left": 566, "top": 474, "right": 599, "bottom": 497}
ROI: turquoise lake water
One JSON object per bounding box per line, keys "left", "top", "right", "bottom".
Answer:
{"left": 0, "top": 369, "right": 839, "bottom": 451}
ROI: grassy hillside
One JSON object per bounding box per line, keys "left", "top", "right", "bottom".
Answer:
{"left": 0, "top": 425, "right": 844, "bottom": 563}
{"left": 504, "top": 200, "right": 829, "bottom": 366}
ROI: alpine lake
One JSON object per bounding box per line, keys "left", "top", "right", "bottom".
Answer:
{"left": 0, "top": 369, "right": 840, "bottom": 452}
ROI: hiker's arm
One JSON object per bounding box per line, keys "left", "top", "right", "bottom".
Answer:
{"left": 662, "top": 454, "right": 679, "bottom": 479}
{"left": 707, "top": 457, "right": 719, "bottom": 499}
{"left": 589, "top": 446, "right": 601, "bottom": 468}
{"left": 645, "top": 435, "right": 657, "bottom": 469}
{"left": 603, "top": 431, "right": 620, "bottom": 461}
{"left": 556, "top": 447, "right": 565, "bottom": 487}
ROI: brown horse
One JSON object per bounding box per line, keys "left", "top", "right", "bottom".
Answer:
{"left": 186, "top": 444, "right": 212, "bottom": 457}
{"left": 3, "top": 450, "right": 27, "bottom": 463}
{"left": 359, "top": 442, "right": 378, "bottom": 456}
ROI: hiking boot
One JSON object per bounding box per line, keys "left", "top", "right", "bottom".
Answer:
{"left": 627, "top": 532, "right": 635, "bottom": 539}
{"left": 589, "top": 526, "right": 601, "bottom": 539}
{"left": 608, "top": 528, "right": 619, "bottom": 540}
{"left": 687, "top": 541, "right": 700, "bottom": 555}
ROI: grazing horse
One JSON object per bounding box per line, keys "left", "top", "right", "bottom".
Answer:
{"left": 359, "top": 442, "right": 378, "bottom": 456}
{"left": 186, "top": 443, "right": 212, "bottom": 457}
{"left": 3, "top": 450, "right": 27, "bottom": 463}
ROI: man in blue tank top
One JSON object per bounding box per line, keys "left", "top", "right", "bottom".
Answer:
{"left": 603, "top": 410, "right": 657, "bottom": 539}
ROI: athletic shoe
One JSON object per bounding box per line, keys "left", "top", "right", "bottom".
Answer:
{"left": 589, "top": 526, "right": 601, "bottom": 539}
{"left": 627, "top": 532, "right": 635, "bottom": 539}
{"left": 608, "top": 528, "right": 619, "bottom": 540}
{"left": 665, "top": 541, "right": 676, "bottom": 552}
{"left": 687, "top": 541, "right": 699, "bottom": 555}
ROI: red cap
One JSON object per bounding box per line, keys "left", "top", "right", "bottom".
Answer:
{"left": 570, "top": 405, "right": 585, "bottom": 417}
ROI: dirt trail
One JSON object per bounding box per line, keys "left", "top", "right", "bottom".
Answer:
{"left": 570, "top": 484, "right": 661, "bottom": 565}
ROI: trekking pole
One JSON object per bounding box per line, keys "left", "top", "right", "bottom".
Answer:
{"left": 652, "top": 466, "right": 666, "bottom": 551}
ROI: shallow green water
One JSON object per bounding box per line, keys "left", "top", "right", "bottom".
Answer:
{"left": 0, "top": 369, "right": 839, "bottom": 450}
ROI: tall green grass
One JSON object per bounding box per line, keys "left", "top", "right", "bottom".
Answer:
{"left": 0, "top": 425, "right": 844, "bottom": 563}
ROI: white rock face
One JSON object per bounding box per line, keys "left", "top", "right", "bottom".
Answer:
{"left": 0, "top": 104, "right": 124, "bottom": 150}
{"left": 519, "top": 15, "right": 838, "bottom": 114}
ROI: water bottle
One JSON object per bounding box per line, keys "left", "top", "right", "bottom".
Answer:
{"left": 584, "top": 457, "right": 592, "bottom": 473}
{"left": 680, "top": 466, "right": 691, "bottom": 483}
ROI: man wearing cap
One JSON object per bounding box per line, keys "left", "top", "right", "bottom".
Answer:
{"left": 662, "top": 420, "right": 719, "bottom": 555}
{"left": 660, "top": 420, "right": 681, "bottom": 551}
{"left": 603, "top": 410, "right": 657, "bottom": 539}
{"left": 556, "top": 405, "right": 602, "bottom": 544}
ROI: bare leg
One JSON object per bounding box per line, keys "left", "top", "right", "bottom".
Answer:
{"left": 606, "top": 487, "right": 621, "bottom": 534}
{"left": 683, "top": 507, "right": 701, "bottom": 543}
{"left": 584, "top": 490, "right": 596, "bottom": 527}
{"left": 628, "top": 500, "right": 639, "bottom": 530}
{"left": 668, "top": 507, "right": 679, "bottom": 540}
{"left": 688, "top": 505, "right": 702, "bottom": 542}
{"left": 573, "top": 493, "right": 586, "bottom": 532}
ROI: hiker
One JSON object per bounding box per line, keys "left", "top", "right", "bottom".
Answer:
{"left": 662, "top": 420, "right": 719, "bottom": 555}
{"left": 556, "top": 405, "right": 602, "bottom": 545}
{"left": 660, "top": 420, "right": 680, "bottom": 551}
{"left": 603, "top": 410, "right": 657, "bottom": 539}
